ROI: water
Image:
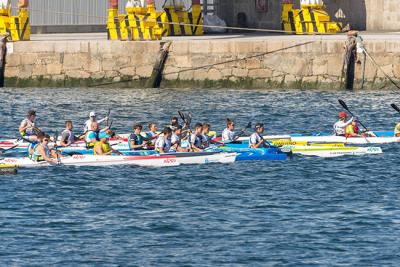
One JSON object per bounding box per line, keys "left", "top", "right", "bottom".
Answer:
{"left": 1, "top": 88, "right": 400, "bottom": 266}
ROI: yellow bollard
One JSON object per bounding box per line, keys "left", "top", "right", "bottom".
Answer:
{"left": 190, "top": 3, "right": 203, "bottom": 36}
{"left": 107, "top": 8, "right": 120, "bottom": 40}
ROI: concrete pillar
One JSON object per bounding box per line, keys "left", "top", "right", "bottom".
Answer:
{"left": 109, "top": 0, "right": 118, "bottom": 9}
{"left": 18, "top": 0, "right": 28, "bottom": 8}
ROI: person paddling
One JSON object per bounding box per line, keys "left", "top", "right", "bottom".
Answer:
{"left": 170, "top": 125, "right": 189, "bottom": 152}
{"left": 190, "top": 123, "right": 204, "bottom": 152}
{"left": 395, "top": 122, "right": 400, "bottom": 137}
{"left": 222, "top": 119, "right": 246, "bottom": 142}
{"left": 249, "top": 123, "right": 269, "bottom": 148}
{"left": 19, "top": 110, "right": 42, "bottom": 142}
{"left": 155, "top": 127, "right": 172, "bottom": 154}
{"left": 83, "top": 111, "right": 109, "bottom": 132}
{"left": 146, "top": 122, "right": 159, "bottom": 145}
{"left": 170, "top": 116, "right": 181, "bottom": 128}
{"left": 334, "top": 112, "right": 353, "bottom": 136}
{"left": 345, "top": 119, "right": 362, "bottom": 137}
{"left": 129, "top": 124, "right": 146, "bottom": 150}
{"left": 85, "top": 122, "right": 100, "bottom": 148}
{"left": 60, "top": 120, "right": 80, "bottom": 147}
{"left": 28, "top": 132, "right": 44, "bottom": 159}
{"left": 31, "top": 134, "right": 59, "bottom": 164}
{"left": 94, "top": 132, "right": 121, "bottom": 155}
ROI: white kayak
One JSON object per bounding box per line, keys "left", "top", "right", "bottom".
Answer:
{"left": 0, "top": 152, "right": 237, "bottom": 168}
{"left": 235, "top": 135, "right": 400, "bottom": 145}
{"left": 281, "top": 145, "right": 383, "bottom": 158}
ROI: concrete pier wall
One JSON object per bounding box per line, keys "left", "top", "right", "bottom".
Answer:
{"left": 5, "top": 38, "right": 400, "bottom": 89}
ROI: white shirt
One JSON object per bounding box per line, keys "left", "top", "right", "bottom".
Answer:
{"left": 155, "top": 136, "right": 171, "bottom": 152}
{"left": 83, "top": 117, "right": 107, "bottom": 132}
{"left": 334, "top": 117, "right": 353, "bottom": 136}
{"left": 249, "top": 133, "right": 263, "bottom": 147}
{"left": 146, "top": 131, "right": 158, "bottom": 145}
{"left": 171, "top": 133, "right": 180, "bottom": 145}
{"left": 222, "top": 128, "right": 236, "bottom": 142}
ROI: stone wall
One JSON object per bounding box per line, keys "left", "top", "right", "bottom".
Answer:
{"left": 5, "top": 41, "right": 160, "bottom": 87}
{"left": 5, "top": 38, "right": 400, "bottom": 89}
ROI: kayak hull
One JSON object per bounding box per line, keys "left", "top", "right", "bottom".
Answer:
{"left": 0, "top": 152, "right": 237, "bottom": 168}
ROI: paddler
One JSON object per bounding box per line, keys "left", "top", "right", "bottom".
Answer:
{"left": 94, "top": 132, "right": 122, "bottom": 155}
{"left": 85, "top": 121, "right": 100, "bottom": 148}
{"left": 190, "top": 123, "right": 204, "bottom": 152}
{"left": 83, "top": 111, "right": 109, "bottom": 133}
{"left": 222, "top": 119, "right": 246, "bottom": 142}
{"left": 129, "top": 124, "right": 146, "bottom": 150}
{"left": 170, "top": 125, "right": 188, "bottom": 152}
{"left": 249, "top": 123, "right": 269, "bottom": 148}
{"left": 60, "top": 120, "right": 79, "bottom": 147}
{"left": 334, "top": 112, "right": 353, "bottom": 136}
{"left": 19, "top": 110, "right": 42, "bottom": 141}
{"left": 31, "top": 134, "right": 59, "bottom": 163}
{"left": 395, "top": 122, "right": 400, "bottom": 137}
{"left": 28, "top": 132, "right": 44, "bottom": 159}
{"left": 345, "top": 119, "right": 362, "bottom": 137}
{"left": 170, "top": 116, "right": 181, "bottom": 128}
{"left": 155, "top": 127, "right": 172, "bottom": 154}
{"left": 146, "top": 122, "right": 159, "bottom": 145}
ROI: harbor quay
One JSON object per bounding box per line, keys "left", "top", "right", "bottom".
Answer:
{"left": 5, "top": 33, "right": 400, "bottom": 89}
{"left": 5, "top": 34, "right": 400, "bottom": 89}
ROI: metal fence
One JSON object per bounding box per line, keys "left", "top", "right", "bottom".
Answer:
{"left": 10, "top": 0, "right": 128, "bottom": 25}
{"left": 9, "top": 0, "right": 218, "bottom": 26}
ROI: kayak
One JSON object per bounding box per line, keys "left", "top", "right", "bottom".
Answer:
{"left": 280, "top": 145, "right": 383, "bottom": 158}
{"left": 223, "top": 143, "right": 382, "bottom": 158}
{"left": 0, "top": 152, "right": 237, "bottom": 168}
{"left": 222, "top": 135, "right": 400, "bottom": 145}
{"left": 211, "top": 146, "right": 288, "bottom": 161}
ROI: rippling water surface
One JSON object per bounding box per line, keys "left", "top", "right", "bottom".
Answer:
{"left": 1, "top": 88, "right": 400, "bottom": 266}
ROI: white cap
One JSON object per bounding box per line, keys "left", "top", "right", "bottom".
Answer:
{"left": 89, "top": 111, "right": 96, "bottom": 117}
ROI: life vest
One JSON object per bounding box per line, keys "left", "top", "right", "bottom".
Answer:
{"left": 86, "top": 131, "right": 99, "bottom": 148}
{"left": 94, "top": 141, "right": 111, "bottom": 155}
{"left": 20, "top": 119, "right": 36, "bottom": 137}
{"left": 31, "top": 144, "right": 50, "bottom": 162}
{"left": 128, "top": 133, "right": 143, "bottom": 150}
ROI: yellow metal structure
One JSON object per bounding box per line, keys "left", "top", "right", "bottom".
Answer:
{"left": 107, "top": 3, "right": 203, "bottom": 41}
{"left": 282, "top": 3, "right": 341, "bottom": 34}
{"left": 0, "top": 7, "right": 30, "bottom": 41}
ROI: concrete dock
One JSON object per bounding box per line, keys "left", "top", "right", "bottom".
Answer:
{"left": 5, "top": 32, "right": 400, "bottom": 89}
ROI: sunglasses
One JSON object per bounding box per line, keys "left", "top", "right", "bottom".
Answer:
{"left": 43, "top": 139, "right": 49, "bottom": 142}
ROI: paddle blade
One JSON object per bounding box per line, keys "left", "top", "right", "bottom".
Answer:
{"left": 391, "top": 103, "right": 400, "bottom": 113}
{"left": 178, "top": 111, "right": 185, "bottom": 122}
{"left": 338, "top": 99, "right": 349, "bottom": 111}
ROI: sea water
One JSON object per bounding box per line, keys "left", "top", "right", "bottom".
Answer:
{"left": 0, "top": 88, "right": 399, "bottom": 266}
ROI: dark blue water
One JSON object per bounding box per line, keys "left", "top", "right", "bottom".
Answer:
{"left": 1, "top": 88, "right": 400, "bottom": 266}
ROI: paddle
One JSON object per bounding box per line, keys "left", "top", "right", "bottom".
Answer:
{"left": 338, "top": 99, "right": 369, "bottom": 130}
{"left": 391, "top": 103, "right": 400, "bottom": 113}
{"left": 53, "top": 132, "right": 61, "bottom": 165}
{"left": 0, "top": 138, "right": 22, "bottom": 155}
{"left": 106, "top": 108, "right": 111, "bottom": 127}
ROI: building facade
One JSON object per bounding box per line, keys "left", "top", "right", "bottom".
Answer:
{"left": 215, "top": 0, "right": 400, "bottom": 31}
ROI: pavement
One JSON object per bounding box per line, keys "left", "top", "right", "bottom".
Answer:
{"left": 29, "top": 32, "right": 400, "bottom": 42}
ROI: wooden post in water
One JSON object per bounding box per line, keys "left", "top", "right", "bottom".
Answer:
{"left": 342, "top": 31, "right": 357, "bottom": 90}
{"left": 0, "top": 36, "right": 7, "bottom": 87}
{"left": 146, "top": 42, "right": 172, "bottom": 88}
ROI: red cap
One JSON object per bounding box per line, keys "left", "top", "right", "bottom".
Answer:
{"left": 339, "top": 112, "right": 347, "bottom": 118}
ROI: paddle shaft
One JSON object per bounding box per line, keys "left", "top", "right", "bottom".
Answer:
{"left": 338, "top": 100, "right": 369, "bottom": 130}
